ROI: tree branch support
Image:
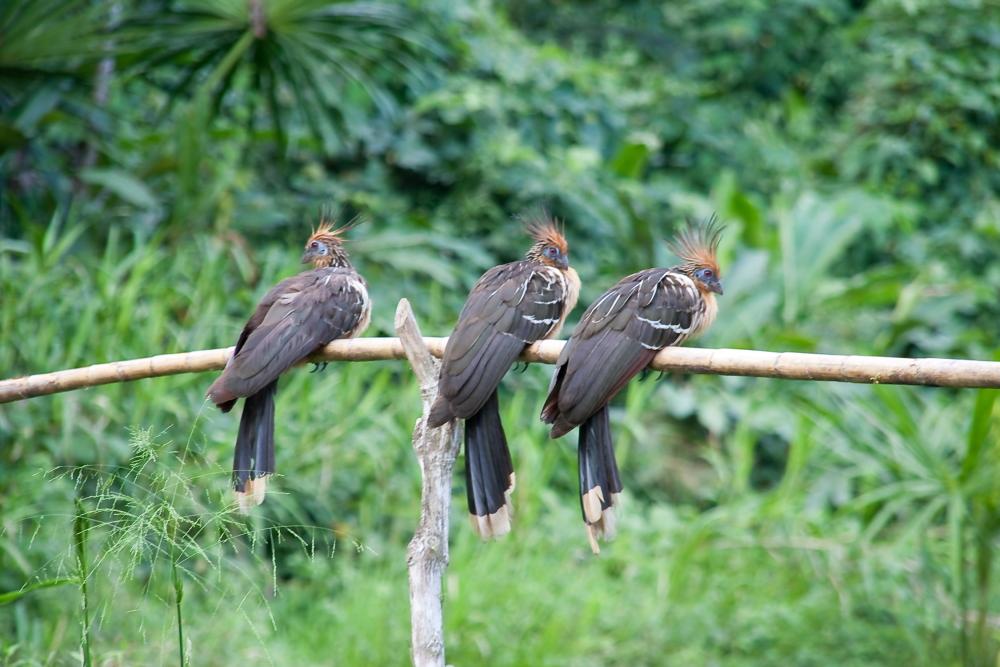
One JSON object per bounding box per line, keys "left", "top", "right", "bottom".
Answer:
{"left": 394, "top": 299, "right": 461, "bottom": 667}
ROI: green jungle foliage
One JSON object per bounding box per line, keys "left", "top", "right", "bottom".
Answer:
{"left": 2, "top": 0, "right": 999, "bottom": 664}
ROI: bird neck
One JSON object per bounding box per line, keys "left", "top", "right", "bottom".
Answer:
{"left": 692, "top": 288, "right": 718, "bottom": 338}
{"left": 534, "top": 264, "right": 579, "bottom": 339}
{"left": 313, "top": 252, "right": 352, "bottom": 270}
{"left": 561, "top": 266, "right": 581, "bottom": 316}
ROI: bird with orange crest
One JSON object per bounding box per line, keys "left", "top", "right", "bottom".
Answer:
{"left": 207, "top": 220, "right": 371, "bottom": 512}
{"left": 542, "top": 217, "right": 724, "bottom": 553}
{"left": 429, "top": 214, "right": 580, "bottom": 538}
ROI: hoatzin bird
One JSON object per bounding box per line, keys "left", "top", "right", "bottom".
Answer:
{"left": 428, "top": 216, "right": 580, "bottom": 539}
{"left": 541, "top": 217, "right": 724, "bottom": 553}
{"left": 206, "top": 222, "right": 371, "bottom": 513}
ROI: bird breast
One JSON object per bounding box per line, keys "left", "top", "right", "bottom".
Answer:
{"left": 690, "top": 289, "right": 717, "bottom": 339}
{"left": 538, "top": 265, "right": 580, "bottom": 339}
{"left": 346, "top": 276, "right": 371, "bottom": 338}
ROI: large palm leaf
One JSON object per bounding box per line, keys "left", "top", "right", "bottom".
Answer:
{"left": 118, "top": 0, "right": 442, "bottom": 154}
{"left": 0, "top": 0, "right": 104, "bottom": 77}
{"left": 0, "top": 0, "right": 106, "bottom": 148}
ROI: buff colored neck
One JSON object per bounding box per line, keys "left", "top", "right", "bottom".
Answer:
{"left": 693, "top": 289, "right": 718, "bottom": 338}
{"left": 561, "top": 266, "right": 581, "bottom": 317}
{"left": 313, "top": 252, "right": 352, "bottom": 270}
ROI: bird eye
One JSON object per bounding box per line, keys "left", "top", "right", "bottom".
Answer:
{"left": 545, "top": 246, "right": 559, "bottom": 258}
{"left": 310, "top": 241, "right": 319, "bottom": 249}
{"left": 699, "top": 268, "right": 714, "bottom": 280}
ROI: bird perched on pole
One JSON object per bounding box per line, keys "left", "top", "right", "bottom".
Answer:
{"left": 428, "top": 215, "right": 580, "bottom": 539}
{"left": 206, "top": 221, "right": 371, "bottom": 513}
{"left": 541, "top": 217, "right": 724, "bottom": 553}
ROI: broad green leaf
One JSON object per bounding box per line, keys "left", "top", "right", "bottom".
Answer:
{"left": 80, "top": 169, "right": 160, "bottom": 210}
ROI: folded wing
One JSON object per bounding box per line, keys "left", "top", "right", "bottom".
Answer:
{"left": 208, "top": 269, "right": 367, "bottom": 404}
{"left": 543, "top": 269, "right": 702, "bottom": 435}
{"left": 433, "top": 261, "right": 568, "bottom": 421}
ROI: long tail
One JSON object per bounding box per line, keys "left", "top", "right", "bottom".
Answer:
{"left": 232, "top": 380, "right": 278, "bottom": 513}
{"left": 465, "top": 389, "right": 515, "bottom": 539}
{"left": 578, "top": 405, "right": 622, "bottom": 554}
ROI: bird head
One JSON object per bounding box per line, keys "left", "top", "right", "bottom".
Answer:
{"left": 524, "top": 213, "right": 570, "bottom": 270}
{"left": 669, "top": 215, "right": 724, "bottom": 295}
{"left": 302, "top": 218, "right": 354, "bottom": 268}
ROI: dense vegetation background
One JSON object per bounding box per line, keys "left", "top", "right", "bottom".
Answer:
{"left": 2, "top": 0, "right": 999, "bottom": 664}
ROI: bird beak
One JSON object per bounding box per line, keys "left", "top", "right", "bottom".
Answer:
{"left": 711, "top": 279, "right": 724, "bottom": 295}
{"left": 558, "top": 255, "right": 569, "bottom": 270}
{"left": 300, "top": 250, "right": 313, "bottom": 264}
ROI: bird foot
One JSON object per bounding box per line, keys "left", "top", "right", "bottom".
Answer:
{"left": 309, "top": 361, "right": 329, "bottom": 373}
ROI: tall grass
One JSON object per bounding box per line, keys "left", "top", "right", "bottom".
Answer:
{"left": 73, "top": 497, "right": 92, "bottom": 667}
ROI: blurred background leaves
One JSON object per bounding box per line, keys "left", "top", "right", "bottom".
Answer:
{"left": 2, "top": 0, "right": 1000, "bottom": 665}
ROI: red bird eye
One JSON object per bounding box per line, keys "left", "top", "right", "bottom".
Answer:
{"left": 310, "top": 241, "right": 319, "bottom": 249}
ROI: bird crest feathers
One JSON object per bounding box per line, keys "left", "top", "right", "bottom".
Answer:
{"left": 523, "top": 212, "right": 569, "bottom": 254}
{"left": 306, "top": 214, "right": 363, "bottom": 247}
{"left": 668, "top": 215, "right": 724, "bottom": 273}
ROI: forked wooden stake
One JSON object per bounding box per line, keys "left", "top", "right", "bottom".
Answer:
{"left": 394, "top": 299, "right": 461, "bottom": 667}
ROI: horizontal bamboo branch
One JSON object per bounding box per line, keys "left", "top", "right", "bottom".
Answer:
{"left": 2, "top": 338, "right": 999, "bottom": 404}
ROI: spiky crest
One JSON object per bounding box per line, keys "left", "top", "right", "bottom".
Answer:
{"left": 305, "top": 215, "right": 363, "bottom": 268}
{"left": 523, "top": 212, "right": 569, "bottom": 266}
{"left": 668, "top": 215, "right": 723, "bottom": 275}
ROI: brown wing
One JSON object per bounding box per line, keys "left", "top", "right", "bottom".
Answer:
{"left": 230, "top": 276, "right": 301, "bottom": 357}
{"left": 209, "top": 277, "right": 301, "bottom": 412}
{"left": 542, "top": 269, "right": 702, "bottom": 436}
{"left": 432, "top": 260, "right": 568, "bottom": 421}
{"left": 207, "top": 268, "right": 367, "bottom": 406}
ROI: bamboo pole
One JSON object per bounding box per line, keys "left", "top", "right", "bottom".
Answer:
{"left": 0, "top": 338, "right": 436, "bottom": 404}
{"left": 2, "top": 337, "right": 1000, "bottom": 405}
{"left": 394, "top": 299, "right": 461, "bottom": 667}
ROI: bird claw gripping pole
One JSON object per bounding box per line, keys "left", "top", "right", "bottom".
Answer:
{"left": 394, "top": 298, "right": 461, "bottom": 667}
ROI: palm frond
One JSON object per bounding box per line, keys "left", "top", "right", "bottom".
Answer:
{"left": 116, "top": 0, "right": 444, "bottom": 155}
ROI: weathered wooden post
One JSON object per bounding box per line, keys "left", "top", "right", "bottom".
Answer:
{"left": 394, "top": 298, "right": 462, "bottom": 667}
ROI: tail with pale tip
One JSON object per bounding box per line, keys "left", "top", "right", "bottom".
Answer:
{"left": 578, "top": 405, "right": 622, "bottom": 554}
{"left": 464, "top": 390, "right": 516, "bottom": 539}
{"left": 232, "top": 381, "right": 277, "bottom": 513}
